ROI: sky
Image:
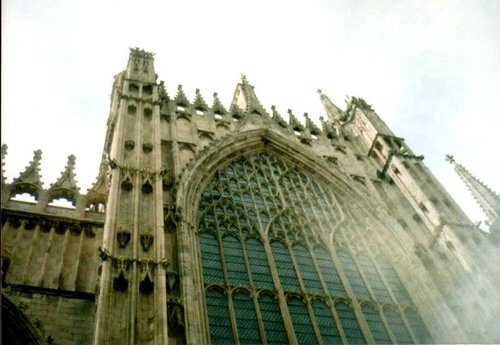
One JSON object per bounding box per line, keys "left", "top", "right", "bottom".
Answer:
{"left": 2, "top": 0, "right": 499, "bottom": 225}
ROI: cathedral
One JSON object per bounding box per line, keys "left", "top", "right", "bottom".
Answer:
{"left": 2, "top": 48, "right": 500, "bottom": 345}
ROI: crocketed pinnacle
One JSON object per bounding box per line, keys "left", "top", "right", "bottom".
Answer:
{"left": 317, "top": 89, "right": 344, "bottom": 122}
{"left": 50, "top": 154, "right": 80, "bottom": 192}
{"left": 13, "top": 149, "right": 44, "bottom": 186}
{"left": 231, "top": 75, "right": 267, "bottom": 115}
{"left": 446, "top": 155, "right": 499, "bottom": 225}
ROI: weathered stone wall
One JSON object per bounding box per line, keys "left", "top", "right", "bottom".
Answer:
{"left": 5, "top": 288, "right": 95, "bottom": 345}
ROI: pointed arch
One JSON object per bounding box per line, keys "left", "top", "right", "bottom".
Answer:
{"left": 1, "top": 293, "right": 46, "bottom": 345}
{"left": 177, "top": 129, "right": 423, "bottom": 344}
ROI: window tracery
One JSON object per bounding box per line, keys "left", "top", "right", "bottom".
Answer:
{"left": 197, "top": 152, "right": 431, "bottom": 344}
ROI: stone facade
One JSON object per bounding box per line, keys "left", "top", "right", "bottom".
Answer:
{"left": 2, "top": 48, "right": 500, "bottom": 344}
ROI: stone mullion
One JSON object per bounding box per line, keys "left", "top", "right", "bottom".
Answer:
{"left": 328, "top": 250, "right": 376, "bottom": 344}
{"left": 249, "top": 158, "right": 273, "bottom": 235}
{"left": 378, "top": 307, "right": 398, "bottom": 345}
{"left": 261, "top": 233, "right": 298, "bottom": 344}
{"left": 348, "top": 245, "right": 379, "bottom": 304}
{"left": 304, "top": 298, "right": 325, "bottom": 345}
{"left": 294, "top": 176, "right": 331, "bottom": 244}
{"left": 358, "top": 239, "right": 402, "bottom": 306}
{"left": 287, "top": 175, "right": 315, "bottom": 240}
{"left": 349, "top": 248, "right": 397, "bottom": 344}
{"left": 252, "top": 292, "right": 269, "bottom": 345}
{"left": 317, "top": 183, "right": 345, "bottom": 235}
{"left": 315, "top": 183, "right": 343, "bottom": 239}
{"left": 327, "top": 300, "right": 350, "bottom": 345}
{"left": 264, "top": 155, "right": 291, "bottom": 208}
{"left": 398, "top": 307, "right": 420, "bottom": 344}
{"left": 214, "top": 218, "right": 240, "bottom": 345}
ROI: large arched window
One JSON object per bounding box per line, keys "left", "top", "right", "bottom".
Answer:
{"left": 197, "top": 153, "right": 431, "bottom": 344}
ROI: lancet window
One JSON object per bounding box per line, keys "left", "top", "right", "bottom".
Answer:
{"left": 197, "top": 152, "right": 431, "bottom": 344}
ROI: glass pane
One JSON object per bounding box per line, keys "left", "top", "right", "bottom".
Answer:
{"left": 361, "top": 304, "right": 392, "bottom": 344}
{"left": 378, "top": 261, "right": 413, "bottom": 305}
{"left": 405, "top": 308, "right": 433, "bottom": 343}
{"left": 233, "top": 292, "right": 262, "bottom": 344}
{"left": 293, "top": 245, "right": 324, "bottom": 294}
{"left": 199, "top": 233, "right": 224, "bottom": 284}
{"left": 272, "top": 241, "right": 301, "bottom": 292}
{"left": 314, "top": 247, "right": 347, "bottom": 297}
{"left": 384, "top": 307, "right": 413, "bottom": 344}
{"left": 259, "top": 294, "right": 289, "bottom": 344}
{"left": 246, "top": 238, "right": 274, "bottom": 289}
{"left": 338, "top": 251, "right": 371, "bottom": 301}
{"left": 287, "top": 297, "right": 318, "bottom": 344}
{"left": 336, "top": 302, "right": 366, "bottom": 344}
{"left": 312, "top": 299, "right": 342, "bottom": 344}
{"left": 357, "top": 256, "right": 392, "bottom": 303}
{"left": 223, "top": 236, "right": 249, "bottom": 286}
{"left": 206, "top": 289, "right": 234, "bottom": 344}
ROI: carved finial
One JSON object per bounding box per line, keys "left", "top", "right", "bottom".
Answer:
{"left": 129, "top": 47, "right": 155, "bottom": 59}
{"left": 174, "top": 85, "right": 190, "bottom": 106}
{"left": 317, "top": 89, "right": 323, "bottom": 94}
{"left": 193, "top": 89, "right": 208, "bottom": 110}
{"left": 241, "top": 74, "right": 248, "bottom": 84}
{"left": 50, "top": 154, "right": 80, "bottom": 192}
{"left": 158, "top": 80, "right": 168, "bottom": 101}
{"left": 13, "top": 149, "right": 43, "bottom": 186}
{"left": 212, "top": 92, "right": 227, "bottom": 115}
{"left": 445, "top": 155, "right": 455, "bottom": 164}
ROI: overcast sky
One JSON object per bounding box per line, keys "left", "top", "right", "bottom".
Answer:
{"left": 2, "top": 0, "right": 499, "bottom": 224}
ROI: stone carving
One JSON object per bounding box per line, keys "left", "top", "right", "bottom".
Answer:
{"left": 141, "top": 180, "right": 153, "bottom": 194}
{"left": 167, "top": 301, "right": 185, "bottom": 336}
{"left": 117, "top": 231, "right": 131, "bottom": 248}
{"left": 39, "top": 219, "right": 53, "bottom": 232}
{"left": 142, "top": 143, "right": 153, "bottom": 153}
{"left": 55, "top": 222, "right": 68, "bottom": 234}
{"left": 113, "top": 271, "right": 128, "bottom": 292}
{"left": 166, "top": 271, "right": 179, "bottom": 294}
{"left": 140, "top": 234, "right": 154, "bottom": 252}
{"left": 121, "top": 177, "right": 133, "bottom": 191}
{"left": 351, "top": 96, "right": 373, "bottom": 111}
{"left": 139, "top": 273, "right": 154, "bottom": 294}
{"left": 124, "top": 140, "right": 135, "bottom": 151}
{"left": 24, "top": 218, "right": 38, "bottom": 230}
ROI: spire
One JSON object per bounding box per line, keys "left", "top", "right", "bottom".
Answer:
{"left": 318, "top": 89, "right": 344, "bottom": 122}
{"left": 446, "top": 155, "right": 500, "bottom": 225}
{"left": 212, "top": 92, "right": 227, "bottom": 115}
{"left": 50, "top": 154, "right": 80, "bottom": 193}
{"left": 304, "top": 113, "right": 321, "bottom": 135}
{"left": 287, "top": 109, "right": 304, "bottom": 131}
{"left": 193, "top": 89, "right": 209, "bottom": 111}
{"left": 271, "top": 106, "right": 288, "bottom": 128}
{"left": 174, "top": 85, "right": 190, "bottom": 107}
{"left": 13, "top": 149, "right": 43, "bottom": 186}
{"left": 86, "top": 163, "right": 109, "bottom": 203}
{"left": 231, "top": 75, "right": 267, "bottom": 115}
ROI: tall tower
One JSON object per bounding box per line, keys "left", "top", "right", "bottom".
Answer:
{"left": 93, "top": 48, "right": 169, "bottom": 344}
